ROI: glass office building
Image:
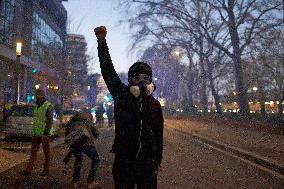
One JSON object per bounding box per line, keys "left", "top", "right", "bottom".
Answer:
{"left": 0, "top": 0, "right": 67, "bottom": 108}
{"left": 32, "top": 12, "right": 63, "bottom": 62}
{"left": 0, "top": 0, "right": 15, "bottom": 48}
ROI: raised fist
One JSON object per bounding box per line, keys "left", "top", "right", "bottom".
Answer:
{"left": 94, "top": 26, "right": 107, "bottom": 42}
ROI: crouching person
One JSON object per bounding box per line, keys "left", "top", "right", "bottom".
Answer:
{"left": 64, "top": 111, "right": 101, "bottom": 189}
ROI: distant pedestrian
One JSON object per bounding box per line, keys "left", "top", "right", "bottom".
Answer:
{"left": 106, "top": 103, "right": 114, "bottom": 129}
{"left": 95, "top": 26, "right": 164, "bottom": 189}
{"left": 19, "top": 89, "right": 54, "bottom": 177}
{"left": 64, "top": 111, "right": 101, "bottom": 189}
{"left": 95, "top": 103, "right": 104, "bottom": 128}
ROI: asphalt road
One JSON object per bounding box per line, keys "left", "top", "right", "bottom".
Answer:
{"left": 0, "top": 121, "right": 283, "bottom": 188}
{"left": 159, "top": 128, "right": 284, "bottom": 188}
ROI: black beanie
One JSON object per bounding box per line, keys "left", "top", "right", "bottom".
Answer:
{"left": 128, "top": 62, "right": 152, "bottom": 84}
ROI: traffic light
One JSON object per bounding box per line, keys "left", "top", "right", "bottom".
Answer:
{"left": 27, "top": 95, "right": 35, "bottom": 103}
{"left": 104, "top": 95, "right": 110, "bottom": 101}
{"left": 32, "top": 69, "right": 38, "bottom": 73}
{"left": 27, "top": 95, "right": 32, "bottom": 103}
{"left": 104, "top": 94, "right": 113, "bottom": 102}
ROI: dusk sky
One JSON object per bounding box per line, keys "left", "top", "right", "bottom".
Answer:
{"left": 63, "top": 0, "right": 137, "bottom": 74}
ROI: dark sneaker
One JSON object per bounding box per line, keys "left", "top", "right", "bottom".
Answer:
{"left": 19, "top": 170, "right": 31, "bottom": 177}
{"left": 40, "top": 170, "right": 49, "bottom": 177}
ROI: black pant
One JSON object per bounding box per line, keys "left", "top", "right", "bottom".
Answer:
{"left": 72, "top": 144, "right": 100, "bottom": 183}
{"left": 108, "top": 116, "right": 114, "bottom": 127}
{"left": 112, "top": 157, "right": 158, "bottom": 189}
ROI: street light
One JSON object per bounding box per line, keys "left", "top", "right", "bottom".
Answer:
{"left": 16, "top": 41, "right": 22, "bottom": 104}
{"left": 35, "top": 84, "right": 40, "bottom": 89}
{"left": 16, "top": 42, "right": 22, "bottom": 57}
{"left": 252, "top": 87, "right": 258, "bottom": 91}
{"left": 87, "top": 86, "right": 91, "bottom": 91}
{"left": 175, "top": 50, "right": 180, "bottom": 57}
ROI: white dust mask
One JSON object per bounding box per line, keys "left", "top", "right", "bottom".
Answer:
{"left": 130, "top": 83, "right": 154, "bottom": 97}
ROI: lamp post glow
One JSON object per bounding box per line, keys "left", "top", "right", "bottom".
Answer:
{"left": 35, "top": 84, "right": 40, "bottom": 89}
{"left": 16, "top": 42, "right": 22, "bottom": 57}
{"left": 175, "top": 50, "right": 180, "bottom": 57}
{"left": 252, "top": 87, "right": 258, "bottom": 91}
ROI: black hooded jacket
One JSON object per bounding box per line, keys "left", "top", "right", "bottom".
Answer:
{"left": 98, "top": 41, "right": 164, "bottom": 167}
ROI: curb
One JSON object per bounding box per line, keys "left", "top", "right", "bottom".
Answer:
{"left": 166, "top": 127, "right": 284, "bottom": 178}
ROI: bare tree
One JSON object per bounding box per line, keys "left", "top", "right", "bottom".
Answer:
{"left": 119, "top": 0, "right": 283, "bottom": 115}
{"left": 199, "top": 0, "right": 283, "bottom": 115}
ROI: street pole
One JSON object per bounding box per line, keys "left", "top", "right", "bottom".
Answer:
{"left": 23, "top": 68, "right": 27, "bottom": 103}
{"left": 16, "top": 56, "right": 21, "bottom": 104}
{"left": 16, "top": 41, "right": 22, "bottom": 104}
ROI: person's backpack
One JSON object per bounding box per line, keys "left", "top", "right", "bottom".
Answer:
{"left": 65, "top": 121, "right": 92, "bottom": 146}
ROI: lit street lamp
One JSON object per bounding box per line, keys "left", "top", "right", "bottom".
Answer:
{"left": 16, "top": 42, "right": 22, "bottom": 57}
{"left": 35, "top": 84, "right": 40, "bottom": 89}
{"left": 16, "top": 41, "right": 22, "bottom": 104}
{"left": 175, "top": 50, "right": 180, "bottom": 57}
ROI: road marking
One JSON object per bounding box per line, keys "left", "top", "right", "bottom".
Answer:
{"left": 167, "top": 127, "right": 284, "bottom": 180}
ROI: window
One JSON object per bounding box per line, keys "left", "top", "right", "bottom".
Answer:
{"left": 31, "top": 12, "right": 63, "bottom": 61}
{"left": 0, "top": 0, "right": 15, "bottom": 47}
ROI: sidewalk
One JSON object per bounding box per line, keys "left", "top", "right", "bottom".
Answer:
{"left": 0, "top": 136, "right": 65, "bottom": 174}
{"left": 165, "top": 118, "right": 284, "bottom": 166}
{"left": 0, "top": 129, "right": 115, "bottom": 189}
{"left": 0, "top": 149, "right": 29, "bottom": 173}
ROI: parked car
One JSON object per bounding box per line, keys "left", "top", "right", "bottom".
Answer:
{"left": 3, "top": 104, "right": 61, "bottom": 138}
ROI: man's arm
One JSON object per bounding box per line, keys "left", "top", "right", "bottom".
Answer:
{"left": 44, "top": 106, "right": 53, "bottom": 136}
{"left": 155, "top": 104, "right": 164, "bottom": 168}
{"left": 95, "top": 26, "right": 126, "bottom": 99}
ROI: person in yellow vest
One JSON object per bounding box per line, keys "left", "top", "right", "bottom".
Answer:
{"left": 20, "top": 89, "right": 54, "bottom": 177}
{"left": 3, "top": 100, "right": 13, "bottom": 123}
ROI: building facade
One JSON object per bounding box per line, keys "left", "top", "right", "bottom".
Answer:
{"left": 64, "top": 34, "right": 88, "bottom": 108}
{"left": 0, "top": 0, "right": 68, "bottom": 109}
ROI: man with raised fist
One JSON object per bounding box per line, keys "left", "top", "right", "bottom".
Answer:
{"left": 94, "top": 26, "right": 164, "bottom": 189}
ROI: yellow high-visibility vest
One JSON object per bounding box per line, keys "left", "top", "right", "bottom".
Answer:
{"left": 32, "top": 101, "right": 54, "bottom": 136}
{"left": 4, "top": 103, "right": 12, "bottom": 110}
